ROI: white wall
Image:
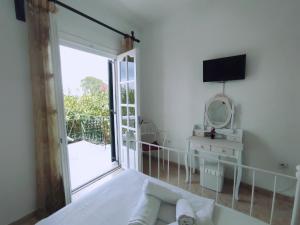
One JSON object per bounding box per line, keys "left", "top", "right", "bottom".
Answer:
{"left": 140, "top": 0, "right": 300, "bottom": 194}
{"left": 0, "top": 1, "right": 36, "bottom": 224}
{"left": 0, "top": 0, "right": 139, "bottom": 224}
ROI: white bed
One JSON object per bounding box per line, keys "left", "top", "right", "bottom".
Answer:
{"left": 36, "top": 170, "right": 268, "bottom": 225}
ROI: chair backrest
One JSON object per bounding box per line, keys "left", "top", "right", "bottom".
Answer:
{"left": 140, "top": 121, "right": 158, "bottom": 143}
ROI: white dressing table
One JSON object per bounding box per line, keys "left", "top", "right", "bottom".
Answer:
{"left": 185, "top": 135, "right": 243, "bottom": 199}
{"left": 185, "top": 94, "right": 244, "bottom": 200}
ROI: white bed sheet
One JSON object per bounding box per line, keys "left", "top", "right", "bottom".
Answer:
{"left": 36, "top": 170, "right": 214, "bottom": 225}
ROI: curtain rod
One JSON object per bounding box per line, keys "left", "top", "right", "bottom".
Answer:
{"left": 49, "top": 0, "right": 140, "bottom": 43}
{"left": 13, "top": 0, "right": 140, "bottom": 43}
{"left": 50, "top": 0, "right": 140, "bottom": 43}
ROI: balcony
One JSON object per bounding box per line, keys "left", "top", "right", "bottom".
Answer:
{"left": 66, "top": 117, "right": 117, "bottom": 190}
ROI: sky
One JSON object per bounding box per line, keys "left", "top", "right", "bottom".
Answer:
{"left": 59, "top": 45, "right": 109, "bottom": 96}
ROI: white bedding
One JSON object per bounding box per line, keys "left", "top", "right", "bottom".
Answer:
{"left": 36, "top": 170, "right": 214, "bottom": 225}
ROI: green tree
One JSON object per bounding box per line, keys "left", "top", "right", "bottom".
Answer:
{"left": 64, "top": 76, "right": 110, "bottom": 144}
{"left": 80, "top": 76, "right": 106, "bottom": 95}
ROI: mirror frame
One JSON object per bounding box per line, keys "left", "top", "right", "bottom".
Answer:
{"left": 205, "top": 95, "right": 232, "bottom": 129}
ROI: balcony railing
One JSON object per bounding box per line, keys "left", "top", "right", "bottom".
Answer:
{"left": 66, "top": 116, "right": 110, "bottom": 145}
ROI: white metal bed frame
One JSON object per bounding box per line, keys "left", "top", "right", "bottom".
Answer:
{"left": 125, "top": 139, "right": 300, "bottom": 225}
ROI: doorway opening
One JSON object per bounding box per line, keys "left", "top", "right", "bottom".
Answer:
{"left": 59, "top": 44, "right": 118, "bottom": 192}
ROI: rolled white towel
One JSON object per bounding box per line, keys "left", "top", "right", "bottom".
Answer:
{"left": 176, "top": 199, "right": 195, "bottom": 225}
{"left": 144, "top": 180, "right": 181, "bottom": 204}
{"left": 128, "top": 194, "right": 161, "bottom": 225}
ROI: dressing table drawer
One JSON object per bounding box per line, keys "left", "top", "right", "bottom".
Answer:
{"left": 211, "top": 146, "right": 234, "bottom": 156}
{"left": 191, "top": 143, "right": 210, "bottom": 152}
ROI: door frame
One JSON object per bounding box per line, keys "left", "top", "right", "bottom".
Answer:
{"left": 49, "top": 15, "right": 72, "bottom": 204}
{"left": 108, "top": 60, "right": 117, "bottom": 162}
{"left": 49, "top": 15, "right": 121, "bottom": 203}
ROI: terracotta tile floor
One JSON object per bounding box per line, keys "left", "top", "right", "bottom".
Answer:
{"left": 142, "top": 156, "right": 295, "bottom": 225}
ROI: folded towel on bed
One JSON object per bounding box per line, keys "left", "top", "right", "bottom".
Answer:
{"left": 144, "top": 180, "right": 181, "bottom": 204}
{"left": 195, "top": 203, "right": 214, "bottom": 225}
{"left": 158, "top": 202, "right": 176, "bottom": 224}
{"left": 128, "top": 194, "right": 161, "bottom": 225}
{"left": 176, "top": 199, "right": 195, "bottom": 225}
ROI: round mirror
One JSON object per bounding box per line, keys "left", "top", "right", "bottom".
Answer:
{"left": 206, "top": 96, "right": 232, "bottom": 129}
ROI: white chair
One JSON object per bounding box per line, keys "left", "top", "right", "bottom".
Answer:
{"left": 140, "top": 121, "right": 167, "bottom": 169}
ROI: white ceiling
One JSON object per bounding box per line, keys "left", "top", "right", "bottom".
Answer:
{"left": 95, "top": 0, "right": 195, "bottom": 29}
{"left": 61, "top": 0, "right": 199, "bottom": 30}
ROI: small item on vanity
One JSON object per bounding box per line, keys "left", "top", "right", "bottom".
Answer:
{"left": 193, "top": 128, "right": 205, "bottom": 137}
{"left": 193, "top": 124, "right": 207, "bottom": 137}
{"left": 210, "top": 128, "right": 216, "bottom": 139}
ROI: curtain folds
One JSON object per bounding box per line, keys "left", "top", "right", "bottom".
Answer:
{"left": 26, "top": 0, "right": 65, "bottom": 218}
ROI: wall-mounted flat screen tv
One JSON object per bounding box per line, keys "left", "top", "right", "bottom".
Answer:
{"left": 203, "top": 54, "right": 246, "bottom": 82}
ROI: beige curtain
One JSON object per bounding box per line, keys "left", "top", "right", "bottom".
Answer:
{"left": 26, "top": 0, "right": 65, "bottom": 218}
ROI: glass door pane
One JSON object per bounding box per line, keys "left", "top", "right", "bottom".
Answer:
{"left": 120, "top": 58, "right": 127, "bottom": 82}
{"left": 128, "top": 82, "right": 135, "bottom": 105}
{"left": 128, "top": 55, "right": 135, "bottom": 81}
